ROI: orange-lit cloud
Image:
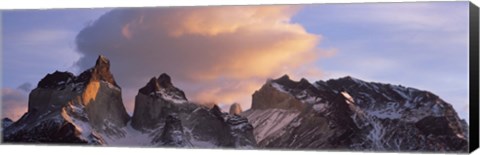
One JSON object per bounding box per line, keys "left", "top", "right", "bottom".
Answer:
{"left": 75, "top": 6, "right": 325, "bottom": 111}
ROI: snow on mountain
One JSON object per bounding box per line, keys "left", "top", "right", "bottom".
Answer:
{"left": 1, "top": 55, "right": 468, "bottom": 152}
{"left": 242, "top": 109, "right": 299, "bottom": 142}
{"left": 2, "top": 56, "right": 256, "bottom": 148}
{"left": 243, "top": 75, "right": 469, "bottom": 152}
{"left": 2, "top": 55, "right": 128, "bottom": 144}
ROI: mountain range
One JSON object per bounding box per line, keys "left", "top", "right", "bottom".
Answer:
{"left": 1, "top": 55, "right": 468, "bottom": 152}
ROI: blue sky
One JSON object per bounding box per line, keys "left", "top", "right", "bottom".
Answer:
{"left": 291, "top": 2, "right": 469, "bottom": 120}
{"left": 1, "top": 2, "right": 470, "bottom": 121}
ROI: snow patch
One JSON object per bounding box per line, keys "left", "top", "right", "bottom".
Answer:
{"left": 341, "top": 91, "right": 354, "bottom": 104}
{"left": 271, "top": 82, "right": 289, "bottom": 93}
{"left": 244, "top": 109, "right": 299, "bottom": 142}
{"left": 313, "top": 104, "right": 327, "bottom": 113}
{"left": 153, "top": 89, "right": 188, "bottom": 104}
{"left": 103, "top": 81, "right": 121, "bottom": 91}
{"left": 392, "top": 87, "right": 410, "bottom": 100}
{"left": 102, "top": 121, "right": 153, "bottom": 146}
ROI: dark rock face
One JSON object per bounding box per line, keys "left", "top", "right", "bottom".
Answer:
{"left": 37, "top": 71, "right": 76, "bottom": 89}
{"left": 251, "top": 80, "right": 304, "bottom": 111}
{"left": 92, "top": 55, "right": 119, "bottom": 87}
{"left": 243, "top": 75, "right": 468, "bottom": 152}
{"left": 2, "top": 118, "right": 13, "bottom": 129}
{"left": 132, "top": 74, "right": 190, "bottom": 130}
{"left": 131, "top": 73, "right": 256, "bottom": 148}
{"left": 3, "top": 55, "right": 128, "bottom": 145}
{"left": 132, "top": 74, "right": 256, "bottom": 148}
{"left": 152, "top": 115, "right": 186, "bottom": 147}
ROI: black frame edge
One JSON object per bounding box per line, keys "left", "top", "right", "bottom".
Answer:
{"left": 469, "top": 1, "right": 480, "bottom": 153}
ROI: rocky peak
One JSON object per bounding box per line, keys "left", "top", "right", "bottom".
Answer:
{"left": 251, "top": 77, "right": 305, "bottom": 111}
{"left": 271, "top": 75, "right": 317, "bottom": 93}
{"left": 210, "top": 104, "right": 225, "bottom": 120}
{"left": 137, "top": 73, "right": 187, "bottom": 103}
{"left": 4, "top": 55, "right": 129, "bottom": 144}
{"left": 95, "top": 55, "right": 110, "bottom": 68}
{"left": 37, "top": 71, "right": 75, "bottom": 89}
{"left": 278, "top": 74, "right": 290, "bottom": 81}
{"left": 158, "top": 73, "right": 173, "bottom": 88}
{"left": 272, "top": 74, "right": 297, "bottom": 89}
{"left": 325, "top": 76, "right": 365, "bottom": 89}
{"left": 229, "top": 103, "right": 243, "bottom": 115}
{"left": 299, "top": 78, "right": 310, "bottom": 84}
{"left": 139, "top": 77, "right": 161, "bottom": 95}
{"left": 90, "top": 55, "right": 118, "bottom": 87}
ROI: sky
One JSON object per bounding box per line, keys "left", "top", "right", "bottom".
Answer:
{"left": 1, "top": 2, "right": 470, "bottom": 122}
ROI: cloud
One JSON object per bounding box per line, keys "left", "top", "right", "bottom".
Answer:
{"left": 1, "top": 88, "right": 28, "bottom": 121}
{"left": 74, "top": 6, "right": 322, "bottom": 111}
{"left": 17, "top": 82, "right": 33, "bottom": 92}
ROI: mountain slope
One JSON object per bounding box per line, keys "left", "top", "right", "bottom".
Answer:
{"left": 2, "top": 56, "right": 256, "bottom": 148}
{"left": 2, "top": 55, "right": 129, "bottom": 144}
{"left": 242, "top": 75, "right": 468, "bottom": 152}
{"left": 124, "top": 74, "right": 256, "bottom": 148}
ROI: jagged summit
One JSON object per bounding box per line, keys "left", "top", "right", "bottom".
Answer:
{"left": 270, "top": 75, "right": 314, "bottom": 91}
{"left": 158, "top": 73, "right": 173, "bottom": 88}
{"left": 139, "top": 77, "right": 161, "bottom": 95}
{"left": 90, "top": 55, "right": 119, "bottom": 87}
{"left": 271, "top": 74, "right": 296, "bottom": 88}
{"left": 3, "top": 55, "right": 129, "bottom": 144}
{"left": 95, "top": 55, "right": 110, "bottom": 67}
{"left": 131, "top": 74, "right": 256, "bottom": 147}
{"left": 36, "top": 55, "right": 120, "bottom": 92}
{"left": 138, "top": 73, "right": 187, "bottom": 103}
{"left": 37, "top": 71, "right": 75, "bottom": 89}
{"left": 251, "top": 75, "right": 307, "bottom": 111}
{"left": 4, "top": 52, "right": 468, "bottom": 151}
{"left": 4, "top": 55, "right": 256, "bottom": 148}
{"left": 277, "top": 74, "right": 291, "bottom": 81}
{"left": 243, "top": 74, "right": 468, "bottom": 152}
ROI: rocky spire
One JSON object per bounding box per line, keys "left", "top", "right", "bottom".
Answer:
{"left": 139, "top": 77, "right": 161, "bottom": 95}
{"left": 272, "top": 74, "right": 297, "bottom": 89}
{"left": 158, "top": 115, "right": 185, "bottom": 146}
{"left": 210, "top": 104, "right": 224, "bottom": 121}
{"left": 90, "top": 55, "right": 118, "bottom": 87}
{"left": 95, "top": 55, "right": 110, "bottom": 69}
{"left": 275, "top": 74, "right": 291, "bottom": 83}
{"left": 137, "top": 73, "right": 187, "bottom": 102}
{"left": 157, "top": 73, "right": 173, "bottom": 88}
{"left": 229, "top": 103, "right": 243, "bottom": 115}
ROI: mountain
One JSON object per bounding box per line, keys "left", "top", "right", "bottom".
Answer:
{"left": 1, "top": 55, "right": 468, "bottom": 152}
{"left": 242, "top": 75, "right": 468, "bottom": 152}
{"left": 2, "top": 55, "right": 129, "bottom": 144}
{"left": 128, "top": 74, "right": 256, "bottom": 148}
{"left": 2, "top": 55, "right": 256, "bottom": 148}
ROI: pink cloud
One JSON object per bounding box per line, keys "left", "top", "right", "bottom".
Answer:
{"left": 2, "top": 88, "right": 28, "bottom": 121}
{"left": 75, "top": 6, "right": 326, "bottom": 111}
